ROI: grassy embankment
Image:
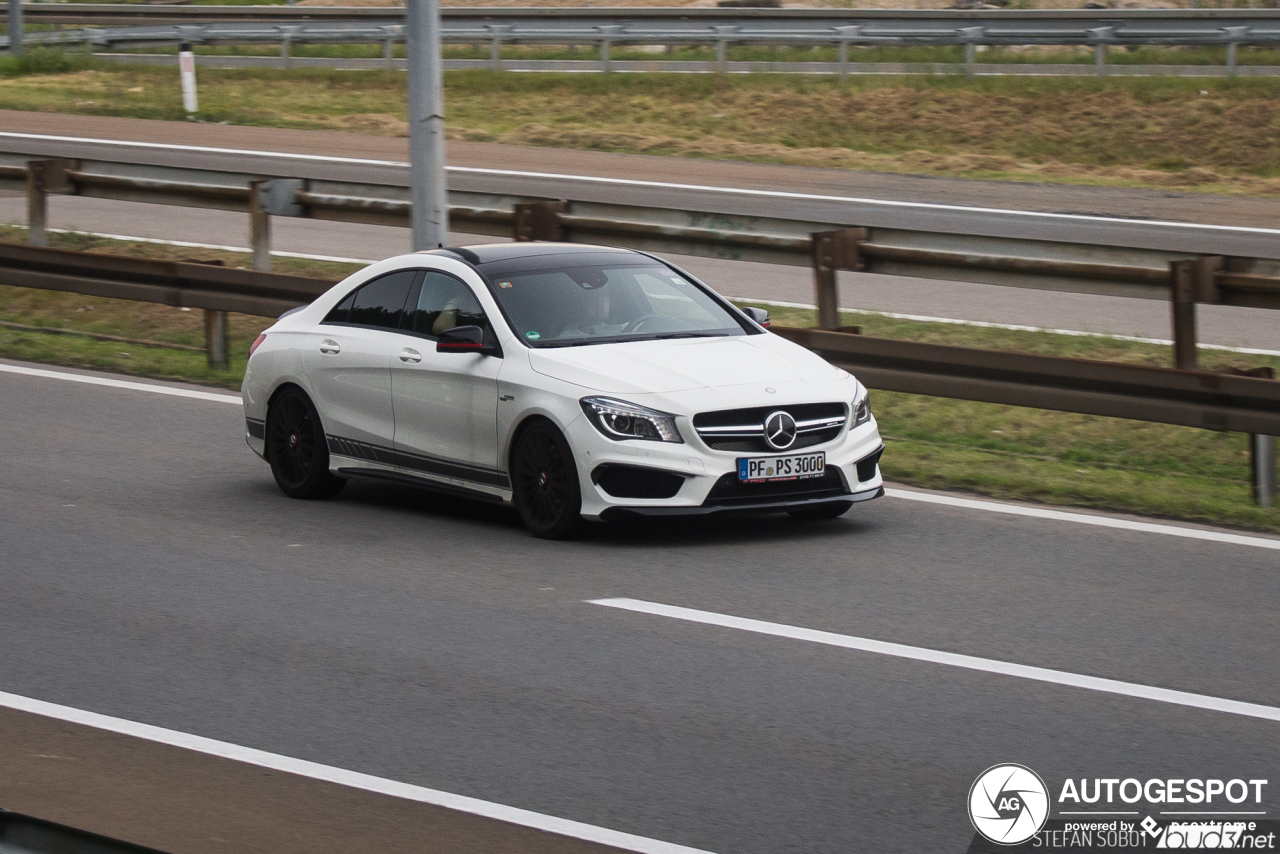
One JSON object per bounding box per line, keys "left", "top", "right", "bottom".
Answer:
{"left": 1, "top": 228, "right": 1276, "bottom": 533}
{"left": 2, "top": 52, "right": 1280, "bottom": 193}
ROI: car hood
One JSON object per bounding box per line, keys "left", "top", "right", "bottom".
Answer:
{"left": 528, "top": 334, "right": 840, "bottom": 395}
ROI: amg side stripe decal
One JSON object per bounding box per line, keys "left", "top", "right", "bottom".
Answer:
{"left": 327, "top": 436, "right": 511, "bottom": 489}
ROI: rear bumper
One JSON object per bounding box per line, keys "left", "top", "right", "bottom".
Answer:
{"left": 599, "top": 484, "right": 883, "bottom": 520}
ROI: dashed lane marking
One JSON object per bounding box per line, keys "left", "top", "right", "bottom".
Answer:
{"left": 589, "top": 598, "right": 1280, "bottom": 724}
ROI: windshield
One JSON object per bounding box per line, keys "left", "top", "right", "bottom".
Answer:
{"left": 485, "top": 262, "right": 748, "bottom": 348}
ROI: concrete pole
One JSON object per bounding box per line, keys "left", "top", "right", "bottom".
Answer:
{"left": 7, "top": 0, "right": 22, "bottom": 57}
{"left": 406, "top": 0, "right": 449, "bottom": 250}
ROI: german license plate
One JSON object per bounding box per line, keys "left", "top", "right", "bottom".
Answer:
{"left": 737, "top": 452, "right": 825, "bottom": 483}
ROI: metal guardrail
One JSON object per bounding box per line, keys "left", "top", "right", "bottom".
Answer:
{"left": 0, "top": 239, "right": 1275, "bottom": 502}
{"left": 0, "top": 150, "right": 1276, "bottom": 501}
{"left": 6, "top": 7, "right": 1280, "bottom": 75}
{"left": 10, "top": 5, "right": 1280, "bottom": 25}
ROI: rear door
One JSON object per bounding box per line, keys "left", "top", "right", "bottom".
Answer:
{"left": 305, "top": 270, "right": 419, "bottom": 458}
{"left": 390, "top": 270, "right": 502, "bottom": 479}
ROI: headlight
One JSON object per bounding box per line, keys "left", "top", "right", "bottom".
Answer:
{"left": 853, "top": 392, "right": 871, "bottom": 427}
{"left": 580, "top": 397, "right": 683, "bottom": 443}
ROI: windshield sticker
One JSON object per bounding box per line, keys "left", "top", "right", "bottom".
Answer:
{"left": 498, "top": 281, "right": 513, "bottom": 289}
{"left": 525, "top": 330, "right": 541, "bottom": 340}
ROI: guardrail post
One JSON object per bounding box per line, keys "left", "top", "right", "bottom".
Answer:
{"left": 713, "top": 26, "right": 736, "bottom": 75}
{"left": 25, "top": 160, "right": 72, "bottom": 248}
{"left": 513, "top": 200, "right": 568, "bottom": 242}
{"left": 834, "top": 26, "right": 859, "bottom": 81}
{"left": 486, "top": 24, "right": 511, "bottom": 72}
{"left": 278, "top": 26, "right": 299, "bottom": 70}
{"left": 1088, "top": 28, "right": 1113, "bottom": 77}
{"left": 811, "top": 228, "right": 867, "bottom": 330}
{"left": 1223, "top": 28, "right": 1248, "bottom": 78}
{"left": 597, "top": 25, "right": 622, "bottom": 74}
{"left": 204, "top": 309, "right": 229, "bottom": 370}
{"left": 249, "top": 180, "right": 272, "bottom": 272}
{"left": 1169, "top": 257, "right": 1223, "bottom": 370}
{"left": 1253, "top": 433, "right": 1277, "bottom": 507}
{"left": 381, "top": 25, "right": 402, "bottom": 70}
{"left": 26, "top": 169, "right": 48, "bottom": 248}
{"left": 959, "top": 27, "right": 983, "bottom": 78}
{"left": 1169, "top": 260, "right": 1198, "bottom": 370}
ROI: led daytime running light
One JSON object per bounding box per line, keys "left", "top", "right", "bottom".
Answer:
{"left": 853, "top": 393, "right": 871, "bottom": 427}
{"left": 581, "top": 397, "right": 683, "bottom": 444}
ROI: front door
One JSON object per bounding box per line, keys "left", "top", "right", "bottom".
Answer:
{"left": 391, "top": 270, "right": 502, "bottom": 484}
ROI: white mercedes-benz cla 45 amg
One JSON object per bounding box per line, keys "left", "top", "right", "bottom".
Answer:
{"left": 242, "top": 243, "right": 884, "bottom": 538}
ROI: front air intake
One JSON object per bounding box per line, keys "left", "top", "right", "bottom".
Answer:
{"left": 592, "top": 464, "right": 686, "bottom": 499}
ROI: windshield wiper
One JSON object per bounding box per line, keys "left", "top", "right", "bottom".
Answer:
{"left": 645, "top": 332, "right": 730, "bottom": 340}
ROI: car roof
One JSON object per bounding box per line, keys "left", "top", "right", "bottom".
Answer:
{"left": 422, "top": 242, "right": 641, "bottom": 270}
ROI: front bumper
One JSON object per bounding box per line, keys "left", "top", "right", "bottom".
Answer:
{"left": 569, "top": 412, "right": 885, "bottom": 522}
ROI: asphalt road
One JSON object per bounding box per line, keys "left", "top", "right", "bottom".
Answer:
{"left": 1, "top": 360, "right": 1277, "bottom": 853}
{"left": 1, "top": 112, "right": 1279, "bottom": 350}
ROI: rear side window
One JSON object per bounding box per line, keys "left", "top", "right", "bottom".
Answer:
{"left": 324, "top": 271, "right": 418, "bottom": 330}
{"left": 409, "top": 272, "right": 488, "bottom": 338}
{"left": 323, "top": 291, "right": 355, "bottom": 325}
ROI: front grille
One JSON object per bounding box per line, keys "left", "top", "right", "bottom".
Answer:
{"left": 693, "top": 402, "right": 847, "bottom": 453}
{"left": 702, "top": 468, "right": 849, "bottom": 508}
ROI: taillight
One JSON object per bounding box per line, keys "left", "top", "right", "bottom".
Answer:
{"left": 249, "top": 333, "right": 267, "bottom": 358}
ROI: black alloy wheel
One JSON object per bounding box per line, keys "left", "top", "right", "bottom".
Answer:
{"left": 787, "top": 500, "right": 854, "bottom": 520}
{"left": 266, "top": 389, "right": 346, "bottom": 500}
{"left": 513, "top": 421, "right": 583, "bottom": 539}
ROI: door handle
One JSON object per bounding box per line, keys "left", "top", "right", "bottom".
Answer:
{"left": 399, "top": 348, "right": 422, "bottom": 364}
{"left": 319, "top": 339, "right": 341, "bottom": 355}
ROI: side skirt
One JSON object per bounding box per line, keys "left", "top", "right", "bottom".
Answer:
{"left": 336, "top": 467, "right": 511, "bottom": 505}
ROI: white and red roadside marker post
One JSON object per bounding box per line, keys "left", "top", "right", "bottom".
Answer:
{"left": 178, "top": 43, "right": 198, "bottom": 114}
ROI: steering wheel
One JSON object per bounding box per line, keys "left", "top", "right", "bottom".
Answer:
{"left": 622, "top": 314, "right": 665, "bottom": 334}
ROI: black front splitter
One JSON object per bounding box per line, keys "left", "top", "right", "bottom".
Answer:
{"left": 598, "top": 485, "right": 884, "bottom": 521}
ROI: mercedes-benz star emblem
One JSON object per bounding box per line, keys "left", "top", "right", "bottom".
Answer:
{"left": 764, "top": 411, "right": 798, "bottom": 450}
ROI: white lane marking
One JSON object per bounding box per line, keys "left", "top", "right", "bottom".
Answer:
{"left": 884, "top": 488, "right": 1280, "bottom": 552}
{"left": 0, "top": 689, "right": 714, "bottom": 854}
{"left": 589, "top": 598, "right": 1280, "bottom": 724}
{"left": 3, "top": 131, "right": 1279, "bottom": 237}
{"left": 6, "top": 228, "right": 1275, "bottom": 357}
{"left": 739, "top": 298, "right": 1280, "bottom": 358}
{"left": 0, "top": 363, "right": 241, "bottom": 404}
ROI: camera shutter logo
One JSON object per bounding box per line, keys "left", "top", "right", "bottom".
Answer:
{"left": 968, "top": 764, "right": 1050, "bottom": 845}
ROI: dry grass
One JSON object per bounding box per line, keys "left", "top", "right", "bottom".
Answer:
{"left": 4, "top": 64, "right": 1280, "bottom": 194}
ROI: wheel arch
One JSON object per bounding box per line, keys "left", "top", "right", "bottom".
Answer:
{"left": 264, "top": 382, "right": 319, "bottom": 463}
{"left": 505, "top": 412, "right": 560, "bottom": 479}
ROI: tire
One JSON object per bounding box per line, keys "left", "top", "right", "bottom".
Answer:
{"left": 512, "top": 421, "right": 584, "bottom": 540}
{"left": 787, "top": 500, "right": 853, "bottom": 520}
{"left": 266, "top": 389, "right": 346, "bottom": 500}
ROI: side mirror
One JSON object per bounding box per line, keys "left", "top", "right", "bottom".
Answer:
{"left": 742, "top": 306, "right": 770, "bottom": 328}
{"left": 437, "top": 325, "right": 499, "bottom": 356}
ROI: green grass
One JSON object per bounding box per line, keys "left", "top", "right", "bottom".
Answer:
{"left": 4, "top": 57, "right": 1280, "bottom": 193}
{"left": 0, "top": 227, "right": 1275, "bottom": 532}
